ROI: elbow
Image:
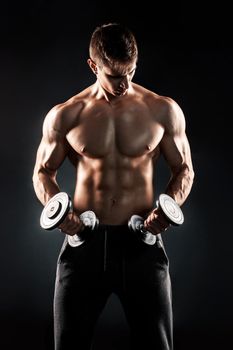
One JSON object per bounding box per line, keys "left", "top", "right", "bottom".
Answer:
{"left": 32, "top": 165, "right": 46, "bottom": 186}
{"left": 32, "top": 167, "right": 37, "bottom": 184}
{"left": 177, "top": 163, "right": 195, "bottom": 186}
{"left": 32, "top": 165, "right": 56, "bottom": 185}
{"left": 187, "top": 166, "right": 195, "bottom": 183}
{"left": 191, "top": 169, "right": 195, "bottom": 183}
{"left": 184, "top": 165, "right": 195, "bottom": 190}
{"left": 174, "top": 163, "right": 194, "bottom": 179}
{"left": 32, "top": 168, "right": 40, "bottom": 191}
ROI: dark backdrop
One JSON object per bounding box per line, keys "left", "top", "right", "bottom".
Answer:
{"left": 0, "top": 1, "right": 232, "bottom": 349}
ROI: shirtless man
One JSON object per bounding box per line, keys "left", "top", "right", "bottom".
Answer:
{"left": 32, "top": 23, "right": 194, "bottom": 350}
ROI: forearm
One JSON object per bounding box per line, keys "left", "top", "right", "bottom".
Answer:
{"left": 32, "top": 168, "right": 60, "bottom": 205}
{"left": 165, "top": 165, "right": 194, "bottom": 206}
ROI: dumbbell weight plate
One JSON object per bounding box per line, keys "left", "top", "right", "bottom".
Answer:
{"left": 40, "top": 192, "right": 71, "bottom": 230}
{"left": 158, "top": 194, "right": 184, "bottom": 226}
{"left": 128, "top": 215, "right": 156, "bottom": 245}
{"left": 79, "top": 210, "right": 99, "bottom": 229}
{"left": 68, "top": 233, "right": 84, "bottom": 247}
{"left": 68, "top": 210, "right": 99, "bottom": 247}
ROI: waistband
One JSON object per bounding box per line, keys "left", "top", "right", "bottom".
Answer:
{"left": 94, "top": 223, "right": 161, "bottom": 242}
{"left": 98, "top": 223, "right": 128, "bottom": 228}
{"left": 96, "top": 223, "right": 129, "bottom": 232}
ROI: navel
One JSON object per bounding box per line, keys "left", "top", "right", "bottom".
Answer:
{"left": 111, "top": 197, "right": 117, "bottom": 205}
{"left": 80, "top": 146, "right": 86, "bottom": 153}
{"left": 146, "top": 144, "right": 151, "bottom": 151}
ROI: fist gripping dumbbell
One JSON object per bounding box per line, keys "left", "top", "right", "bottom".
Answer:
{"left": 40, "top": 192, "right": 99, "bottom": 247}
{"left": 128, "top": 194, "right": 184, "bottom": 245}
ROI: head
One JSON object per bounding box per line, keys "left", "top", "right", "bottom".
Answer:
{"left": 87, "top": 23, "right": 138, "bottom": 96}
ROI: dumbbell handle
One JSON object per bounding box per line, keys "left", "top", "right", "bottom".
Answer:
{"left": 128, "top": 194, "right": 183, "bottom": 245}
{"left": 136, "top": 222, "right": 148, "bottom": 234}
{"left": 128, "top": 215, "right": 157, "bottom": 245}
{"left": 67, "top": 210, "right": 99, "bottom": 247}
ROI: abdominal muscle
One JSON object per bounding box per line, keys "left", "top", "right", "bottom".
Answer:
{"left": 72, "top": 156, "right": 155, "bottom": 225}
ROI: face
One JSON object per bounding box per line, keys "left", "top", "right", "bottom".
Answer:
{"left": 88, "top": 58, "right": 137, "bottom": 97}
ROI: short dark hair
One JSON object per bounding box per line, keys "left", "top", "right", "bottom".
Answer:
{"left": 89, "top": 23, "right": 138, "bottom": 67}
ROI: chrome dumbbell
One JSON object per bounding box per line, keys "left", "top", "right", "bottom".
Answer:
{"left": 40, "top": 192, "right": 99, "bottom": 247}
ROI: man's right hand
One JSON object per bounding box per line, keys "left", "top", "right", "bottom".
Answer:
{"left": 58, "top": 211, "right": 85, "bottom": 236}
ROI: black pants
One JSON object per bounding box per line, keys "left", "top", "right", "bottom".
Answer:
{"left": 54, "top": 224, "right": 173, "bottom": 350}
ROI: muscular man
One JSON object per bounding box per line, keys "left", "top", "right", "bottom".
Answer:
{"left": 32, "top": 23, "right": 194, "bottom": 350}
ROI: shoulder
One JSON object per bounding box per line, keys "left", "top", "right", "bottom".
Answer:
{"left": 133, "top": 83, "right": 181, "bottom": 113}
{"left": 156, "top": 96, "right": 185, "bottom": 122}
{"left": 145, "top": 90, "right": 186, "bottom": 134}
{"left": 133, "top": 83, "right": 186, "bottom": 131}
{"left": 42, "top": 87, "right": 92, "bottom": 136}
{"left": 158, "top": 96, "right": 186, "bottom": 135}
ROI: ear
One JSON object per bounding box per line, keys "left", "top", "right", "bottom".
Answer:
{"left": 87, "top": 58, "right": 98, "bottom": 75}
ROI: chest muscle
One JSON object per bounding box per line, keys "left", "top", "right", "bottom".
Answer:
{"left": 67, "top": 108, "right": 163, "bottom": 158}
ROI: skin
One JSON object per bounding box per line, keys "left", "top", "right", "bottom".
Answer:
{"left": 32, "top": 57, "right": 194, "bottom": 236}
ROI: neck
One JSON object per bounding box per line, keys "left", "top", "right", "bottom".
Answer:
{"left": 93, "top": 81, "right": 132, "bottom": 104}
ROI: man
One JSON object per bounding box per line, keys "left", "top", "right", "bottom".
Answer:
{"left": 32, "top": 23, "right": 194, "bottom": 350}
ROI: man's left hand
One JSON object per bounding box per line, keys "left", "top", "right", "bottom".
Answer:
{"left": 143, "top": 208, "right": 171, "bottom": 235}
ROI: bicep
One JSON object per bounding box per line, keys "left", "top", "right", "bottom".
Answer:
{"left": 34, "top": 105, "right": 72, "bottom": 174}
{"left": 34, "top": 109, "right": 70, "bottom": 175}
{"left": 159, "top": 99, "right": 193, "bottom": 173}
{"left": 35, "top": 135, "right": 69, "bottom": 174}
{"left": 160, "top": 132, "right": 193, "bottom": 173}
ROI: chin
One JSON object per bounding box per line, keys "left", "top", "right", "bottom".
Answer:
{"left": 114, "top": 89, "right": 127, "bottom": 96}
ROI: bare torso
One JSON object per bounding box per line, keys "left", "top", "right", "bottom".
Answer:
{"left": 64, "top": 83, "right": 164, "bottom": 224}
{"left": 33, "top": 79, "right": 194, "bottom": 233}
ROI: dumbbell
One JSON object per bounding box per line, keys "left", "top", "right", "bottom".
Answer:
{"left": 40, "top": 192, "right": 99, "bottom": 247}
{"left": 128, "top": 194, "right": 184, "bottom": 245}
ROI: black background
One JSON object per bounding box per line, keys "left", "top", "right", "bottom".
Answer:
{"left": 0, "top": 1, "right": 232, "bottom": 349}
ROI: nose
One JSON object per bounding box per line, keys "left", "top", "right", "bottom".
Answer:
{"left": 120, "top": 76, "right": 129, "bottom": 90}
